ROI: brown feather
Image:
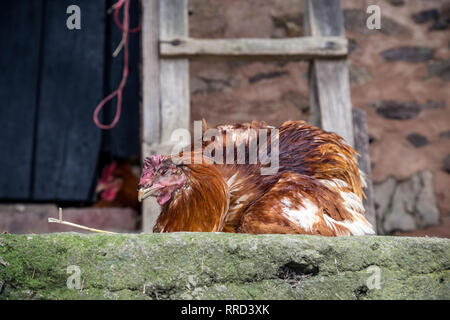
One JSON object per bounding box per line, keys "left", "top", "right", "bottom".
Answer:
{"left": 154, "top": 160, "right": 230, "bottom": 232}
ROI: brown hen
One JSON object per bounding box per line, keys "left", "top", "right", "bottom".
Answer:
{"left": 138, "top": 121, "right": 375, "bottom": 236}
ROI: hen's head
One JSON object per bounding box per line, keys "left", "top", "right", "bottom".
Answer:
{"left": 138, "top": 155, "right": 186, "bottom": 205}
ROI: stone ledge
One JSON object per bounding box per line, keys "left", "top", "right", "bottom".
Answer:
{"left": 0, "top": 233, "right": 448, "bottom": 300}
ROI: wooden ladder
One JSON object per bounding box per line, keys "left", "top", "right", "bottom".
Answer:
{"left": 140, "top": 0, "right": 376, "bottom": 233}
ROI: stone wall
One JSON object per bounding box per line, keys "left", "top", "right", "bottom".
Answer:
{"left": 188, "top": 0, "right": 450, "bottom": 235}
{"left": 0, "top": 233, "right": 449, "bottom": 300}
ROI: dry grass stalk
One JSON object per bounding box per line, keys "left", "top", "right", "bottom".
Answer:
{"left": 48, "top": 208, "right": 118, "bottom": 234}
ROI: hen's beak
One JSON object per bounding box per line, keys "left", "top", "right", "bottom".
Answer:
{"left": 137, "top": 186, "right": 161, "bottom": 202}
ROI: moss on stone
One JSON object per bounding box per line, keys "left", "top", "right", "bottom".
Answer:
{"left": 0, "top": 233, "right": 448, "bottom": 300}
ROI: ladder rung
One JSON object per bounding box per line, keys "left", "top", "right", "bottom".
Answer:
{"left": 160, "top": 36, "right": 347, "bottom": 60}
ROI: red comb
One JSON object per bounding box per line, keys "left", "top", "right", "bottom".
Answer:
{"left": 99, "top": 162, "right": 117, "bottom": 184}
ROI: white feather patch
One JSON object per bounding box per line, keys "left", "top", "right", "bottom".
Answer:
{"left": 317, "top": 178, "right": 375, "bottom": 235}
{"left": 323, "top": 210, "right": 375, "bottom": 236}
{"left": 281, "top": 198, "right": 320, "bottom": 232}
{"left": 226, "top": 173, "right": 238, "bottom": 188}
{"left": 323, "top": 214, "right": 338, "bottom": 233}
{"left": 359, "top": 169, "right": 367, "bottom": 188}
{"left": 339, "top": 190, "right": 365, "bottom": 214}
{"left": 232, "top": 194, "right": 250, "bottom": 209}
{"left": 320, "top": 178, "right": 349, "bottom": 190}
{"left": 281, "top": 198, "right": 291, "bottom": 207}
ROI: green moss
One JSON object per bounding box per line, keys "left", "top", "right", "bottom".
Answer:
{"left": 0, "top": 233, "right": 448, "bottom": 300}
